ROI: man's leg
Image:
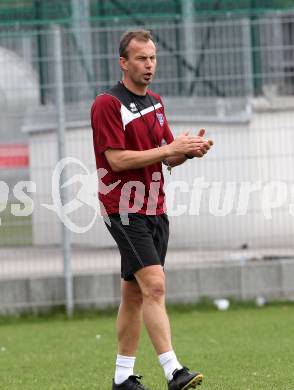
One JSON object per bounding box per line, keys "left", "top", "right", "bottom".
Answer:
{"left": 117, "top": 278, "right": 143, "bottom": 356}
{"left": 114, "top": 279, "right": 143, "bottom": 386}
{"left": 134, "top": 265, "right": 182, "bottom": 380}
{"left": 134, "top": 265, "right": 171, "bottom": 354}
{"left": 135, "top": 265, "right": 203, "bottom": 389}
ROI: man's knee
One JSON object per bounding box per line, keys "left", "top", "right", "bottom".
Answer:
{"left": 121, "top": 281, "right": 143, "bottom": 307}
{"left": 142, "top": 277, "right": 166, "bottom": 302}
{"left": 135, "top": 265, "right": 166, "bottom": 302}
{"left": 127, "top": 292, "right": 143, "bottom": 307}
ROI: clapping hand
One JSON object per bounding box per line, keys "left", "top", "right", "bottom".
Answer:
{"left": 186, "top": 128, "right": 213, "bottom": 158}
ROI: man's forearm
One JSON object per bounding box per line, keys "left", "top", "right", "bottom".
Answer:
{"left": 105, "top": 133, "right": 209, "bottom": 172}
{"left": 106, "top": 146, "right": 170, "bottom": 172}
{"left": 165, "top": 155, "right": 187, "bottom": 168}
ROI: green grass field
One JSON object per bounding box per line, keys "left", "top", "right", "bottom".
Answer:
{"left": 0, "top": 304, "right": 294, "bottom": 390}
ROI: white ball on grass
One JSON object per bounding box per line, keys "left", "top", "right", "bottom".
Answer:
{"left": 255, "top": 296, "right": 266, "bottom": 307}
{"left": 214, "top": 299, "right": 230, "bottom": 311}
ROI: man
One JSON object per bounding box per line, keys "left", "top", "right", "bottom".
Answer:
{"left": 91, "top": 29, "right": 213, "bottom": 390}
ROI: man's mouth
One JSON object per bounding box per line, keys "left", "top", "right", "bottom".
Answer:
{"left": 144, "top": 73, "right": 153, "bottom": 79}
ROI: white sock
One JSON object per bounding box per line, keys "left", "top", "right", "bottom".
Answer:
{"left": 158, "top": 350, "right": 182, "bottom": 381}
{"left": 114, "top": 354, "right": 136, "bottom": 385}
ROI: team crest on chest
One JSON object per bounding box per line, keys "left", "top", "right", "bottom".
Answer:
{"left": 129, "top": 102, "right": 138, "bottom": 113}
{"left": 156, "top": 113, "right": 164, "bottom": 126}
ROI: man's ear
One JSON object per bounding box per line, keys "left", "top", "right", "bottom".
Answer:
{"left": 119, "top": 57, "right": 128, "bottom": 72}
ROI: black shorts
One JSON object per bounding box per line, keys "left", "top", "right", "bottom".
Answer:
{"left": 104, "top": 213, "right": 169, "bottom": 281}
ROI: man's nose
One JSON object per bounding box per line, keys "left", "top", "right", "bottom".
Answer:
{"left": 145, "top": 58, "right": 152, "bottom": 68}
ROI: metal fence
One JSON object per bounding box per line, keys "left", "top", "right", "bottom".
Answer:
{"left": 1, "top": 2, "right": 294, "bottom": 313}
{"left": 1, "top": 16, "right": 294, "bottom": 101}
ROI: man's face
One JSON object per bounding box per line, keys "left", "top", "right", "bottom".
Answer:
{"left": 120, "top": 39, "right": 157, "bottom": 87}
